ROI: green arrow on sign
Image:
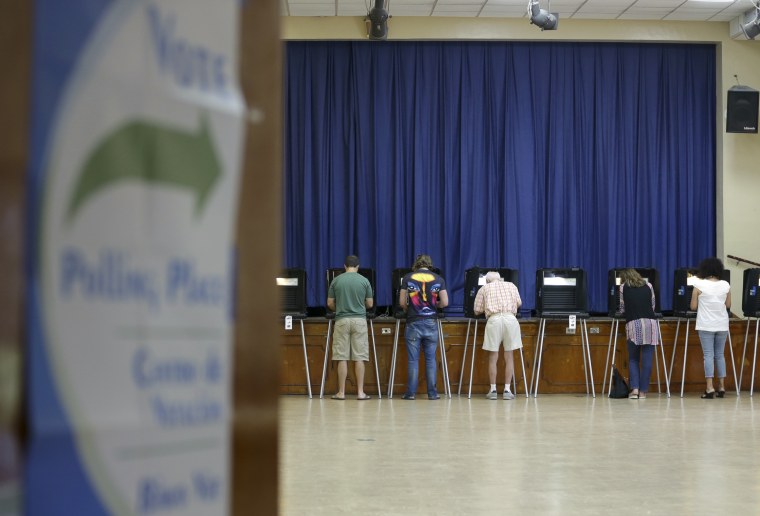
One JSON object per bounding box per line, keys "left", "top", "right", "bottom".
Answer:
{"left": 66, "top": 116, "right": 221, "bottom": 222}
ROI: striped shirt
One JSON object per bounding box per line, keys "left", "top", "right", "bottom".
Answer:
{"left": 473, "top": 280, "right": 521, "bottom": 318}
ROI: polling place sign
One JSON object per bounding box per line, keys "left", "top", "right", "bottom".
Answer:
{"left": 26, "top": 1, "right": 244, "bottom": 514}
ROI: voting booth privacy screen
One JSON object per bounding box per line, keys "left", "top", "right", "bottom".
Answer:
{"left": 463, "top": 267, "right": 519, "bottom": 318}
{"left": 278, "top": 268, "right": 308, "bottom": 316}
{"left": 672, "top": 268, "right": 730, "bottom": 317}
{"left": 742, "top": 268, "right": 760, "bottom": 318}
{"left": 607, "top": 268, "right": 661, "bottom": 317}
{"left": 326, "top": 267, "right": 377, "bottom": 317}
{"left": 391, "top": 267, "right": 443, "bottom": 318}
{"left": 535, "top": 268, "right": 589, "bottom": 316}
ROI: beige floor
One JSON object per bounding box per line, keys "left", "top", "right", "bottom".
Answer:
{"left": 280, "top": 392, "right": 760, "bottom": 515}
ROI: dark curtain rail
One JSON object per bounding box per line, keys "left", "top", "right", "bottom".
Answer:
{"left": 727, "top": 255, "right": 760, "bottom": 268}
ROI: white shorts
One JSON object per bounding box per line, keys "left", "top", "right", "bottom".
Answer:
{"left": 482, "top": 313, "right": 523, "bottom": 352}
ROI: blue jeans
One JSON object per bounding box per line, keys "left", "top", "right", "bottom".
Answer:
{"left": 405, "top": 318, "right": 439, "bottom": 398}
{"left": 698, "top": 330, "right": 728, "bottom": 378}
{"left": 627, "top": 340, "right": 654, "bottom": 392}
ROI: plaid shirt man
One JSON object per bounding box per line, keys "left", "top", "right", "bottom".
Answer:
{"left": 473, "top": 279, "right": 521, "bottom": 318}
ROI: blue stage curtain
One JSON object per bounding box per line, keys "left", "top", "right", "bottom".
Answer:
{"left": 284, "top": 41, "right": 716, "bottom": 314}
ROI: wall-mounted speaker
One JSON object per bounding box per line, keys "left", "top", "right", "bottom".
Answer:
{"left": 726, "top": 86, "right": 759, "bottom": 133}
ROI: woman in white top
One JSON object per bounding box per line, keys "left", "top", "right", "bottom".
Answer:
{"left": 690, "top": 257, "right": 731, "bottom": 399}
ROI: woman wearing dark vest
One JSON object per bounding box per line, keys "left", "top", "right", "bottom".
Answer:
{"left": 619, "top": 269, "right": 659, "bottom": 399}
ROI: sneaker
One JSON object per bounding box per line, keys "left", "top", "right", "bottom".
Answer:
{"left": 503, "top": 391, "right": 515, "bottom": 400}
{"left": 428, "top": 394, "right": 441, "bottom": 400}
{"left": 401, "top": 393, "right": 415, "bottom": 400}
{"left": 486, "top": 390, "right": 498, "bottom": 400}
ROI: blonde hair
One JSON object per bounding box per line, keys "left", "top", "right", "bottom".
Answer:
{"left": 620, "top": 268, "right": 645, "bottom": 288}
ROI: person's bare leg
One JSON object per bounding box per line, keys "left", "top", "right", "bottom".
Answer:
{"left": 488, "top": 351, "right": 499, "bottom": 385}
{"left": 706, "top": 377, "right": 715, "bottom": 393}
{"left": 503, "top": 350, "right": 515, "bottom": 389}
{"left": 355, "top": 360, "right": 366, "bottom": 398}
{"left": 336, "top": 360, "right": 347, "bottom": 398}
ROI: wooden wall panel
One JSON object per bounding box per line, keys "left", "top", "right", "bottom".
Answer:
{"left": 281, "top": 318, "right": 751, "bottom": 396}
{"left": 0, "top": 4, "right": 31, "bottom": 511}
{"left": 233, "top": 0, "right": 281, "bottom": 514}
{"left": 0, "top": 5, "right": 30, "bottom": 351}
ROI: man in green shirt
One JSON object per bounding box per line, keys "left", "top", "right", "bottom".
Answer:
{"left": 327, "top": 255, "right": 374, "bottom": 400}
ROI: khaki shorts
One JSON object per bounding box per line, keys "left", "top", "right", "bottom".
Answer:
{"left": 332, "top": 317, "right": 369, "bottom": 361}
{"left": 482, "top": 313, "right": 523, "bottom": 352}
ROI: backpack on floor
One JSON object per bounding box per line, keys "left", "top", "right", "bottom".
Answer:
{"left": 609, "top": 366, "right": 630, "bottom": 399}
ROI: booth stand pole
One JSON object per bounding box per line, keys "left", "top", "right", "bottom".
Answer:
{"left": 456, "top": 319, "right": 472, "bottom": 396}
{"left": 740, "top": 317, "right": 760, "bottom": 395}
{"left": 531, "top": 316, "right": 595, "bottom": 398}
{"left": 438, "top": 316, "right": 452, "bottom": 398}
{"left": 297, "top": 318, "right": 312, "bottom": 398}
{"left": 387, "top": 319, "right": 402, "bottom": 398}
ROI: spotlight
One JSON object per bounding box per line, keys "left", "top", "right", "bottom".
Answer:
{"left": 730, "top": 4, "right": 760, "bottom": 40}
{"left": 528, "top": 0, "right": 558, "bottom": 31}
{"left": 741, "top": 8, "right": 760, "bottom": 40}
{"left": 366, "top": 0, "right": 389, "bottom": 41}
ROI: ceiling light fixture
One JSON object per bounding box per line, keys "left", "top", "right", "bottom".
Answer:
{"left": 528, "top": 0, "right": 558, "bottom": 31}
{"left": 741, "top": 3, "right": 760, "bottom": 40}
{"left": 366, "top": 0, "right": 389, "bottom": 41}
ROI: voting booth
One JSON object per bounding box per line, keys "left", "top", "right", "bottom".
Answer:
{"left": 740, "top": 268, "right": 760, "bottom": 395}
{"left": 532, "top": 268, "right": 594, "bottom": 397}
{"left": 277, "top": 269, "right": 311, "bottom": 397}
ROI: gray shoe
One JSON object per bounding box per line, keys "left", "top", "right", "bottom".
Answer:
{"left": 503, "top": 391, "right": 515, "bottom": 400}
{"left": 485, "top": 390, "right": 498, "bottom": 400}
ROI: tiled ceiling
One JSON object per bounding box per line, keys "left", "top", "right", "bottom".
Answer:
{"left": 283, "top": 0, "right": 756, "bottom": 22}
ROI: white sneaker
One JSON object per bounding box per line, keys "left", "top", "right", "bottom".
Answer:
{"left": 485, "top": 390, "right": 498, "bottom": 400}
{"left": 503, "top": 391, "right": 515, "bottom": 400}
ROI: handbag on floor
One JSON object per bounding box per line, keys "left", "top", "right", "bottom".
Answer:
{"left": 609, "top": 366, "right": 630, "bottom": 399}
